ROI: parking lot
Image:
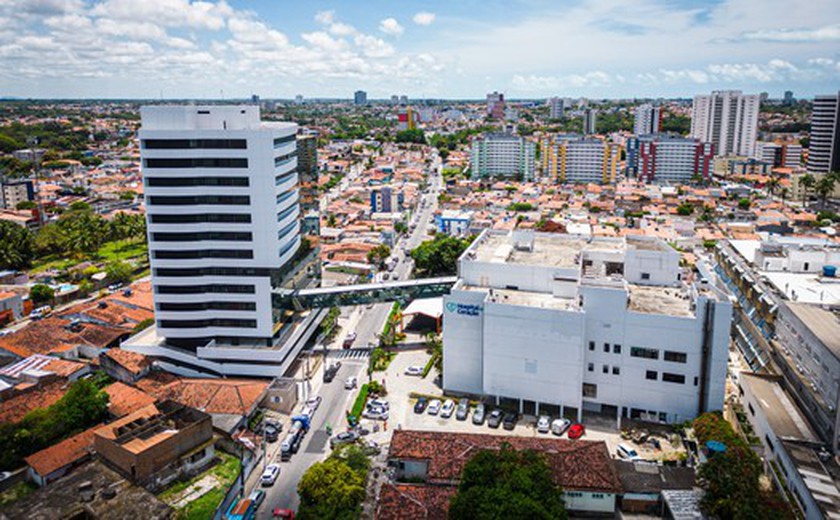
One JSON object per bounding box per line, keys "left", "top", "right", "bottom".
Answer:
{"left": 362, "top": 350, "right": 686, "bottom": 463}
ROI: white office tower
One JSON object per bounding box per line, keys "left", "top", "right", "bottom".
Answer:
{"left": 583, "top": 108, "right": 597, "bottom": 135}
{"left": 126, "top": 105, "right": 305, "bottom": 377}
{"left": 690, "top": 90, "right": 759, "bottom": 156}
{"left": 633, "top": 104, "right": 661, "bottom": 135}
{"left": 807, "top": 92, "right": 840, "bottom": 174}
{"left": 443, "top": 230, "right": 732, "bottom": 424}
{"left": 549, "top": 97, "right": 565, "bottom": 119}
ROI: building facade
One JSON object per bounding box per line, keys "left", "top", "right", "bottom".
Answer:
{"left": 755, "top": 141, "right": 802, "bottom": 168}
{"left": 443, "top": 230, "right": 732, "bottom": 424}
{"left": 549, "top": 97, "right": 565, "bottom": 119}
{"left": 486, "top": 91, "right": 505, "bottom": 119}
{"left": 370, "top": 186, "right": 403, "bottom": 213}
{"left": 470, "top": 133, "right": 535, "bottom": 180}
{"left": 354, "top": 90, "right": 367, "bottom": 105}
{"left": 807, "top": 92, "right": 840, "bottom": 174}
{"left": 626, "top": 135, "right": 714, "bottom": 183}
{"left": 633, "top": 104, "right": 661, "bottom": 136}
{"left": 584, "top": 108, "right": 597, "bottom": 135}
{"left": 139, "top": 105, "right": 300, "bottom": 349}
{"left": 690, "top": 90, "right": 760, "bottom": 156}
{"left": 0, "top": 178, "right": 36, "bottom": 209}
{"left": 543, "top": 135, "right": 620, "bottom": 184}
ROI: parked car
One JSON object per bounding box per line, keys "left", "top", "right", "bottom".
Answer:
{"left": 536, "top": 415, "right": 551, "bottom": 434}
{"left": 567, "top": 423, "right": 586, "bottom": 439}
{"left": 487, "top": 409, "right": 503, "bottom": 428}
{"left": 342, "top": 332, "right": 357, "bottom": 349}
{"left": 323, "top": 362, "right": 341, "bottom": 383}
{"left": 502, "top": 412, "right": 519, "bottom": 430}
{"left": 414, "top": 397, "right": 428, "bottom": 414}
{"left": 344, "top": 376, "right": 357, "bottom": 390}
{"left": 472, "top": 403, "right": 486, "bottom": 425}
{"left": 551, "top": 418, "right": 571, "bottom": 437}
{"left": 249, "top": 490, "right": 266, "bottom": 509}
{"left": 273, "top": 508, "right": 295, "bottom": 519}
{"left": 455, "top": 398, "right": 470, "bottom": 421}
{"left": 362, "top": 406, "right": 389, "bottom": 420}
{"left": 306, "top": 396, "right": 322, "bottom": 411}
{"left": 261, "top": 464, "right": 280, "bottom": 486}
{"left": 367, "top": 398, "right": 389, "bottom": 410}
{"left": 440, "top": 399, "right": 455, "bottom": 418}
{"left": 330, "top": 431, "right": 359, "bottom": 448}
{"left": 617, "top": 444, "right": 641, "bottom": 460}
{"left": 427, "top": 399, "right": 442, "bottom": 415}
{"left": 404, "top": 366, "right": 423, "bottom": 376}
{"left": 264, "top": 424, "right": 280, "bottom": 443}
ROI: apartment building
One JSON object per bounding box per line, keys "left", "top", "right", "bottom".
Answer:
{"left": 583, "top": 108, "right": 597, "bottom": 135}
{"left": 548, "top": 97, "right": 565, "bottom": 119}
{"left": 807, "top": 92, "right": 840, "bottom": 174}
{"left": 755, "top": 141, "right": 802, "bottom": 168}
{"left": 354, "top": 90, "right": 367, "bottom": 105}
{"left": 542, "top": 135, "right": 620, "bottom": 184}
{"left": 0, "top": 178, "right": 36, "bottom": 209}
{"left": 443, "top": 230, "right": 732, "bottom": 424}
{"left": 633, "top": 104, "right": 661, "bottom": 136}
{"left": 690, "top": 90, "right": 760, "bottom": 156}
{"left": 396, "top": 108, "right": 417, "bottom": 131}
{"left": 626, "top": 135, "right": 714, "bottom": 183}
{"left": 470, "top": 133, "right": 535, "bottom": 180}
{"left": 370, "top": 186, "right": 403, "bottom": 213}
{"left": 486, "top": 91, "right": 505, "bottom": 119}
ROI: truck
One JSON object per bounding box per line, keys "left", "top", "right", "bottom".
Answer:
{"left": 225, "top": 498, "right": 256, "bottom": 520}
{"left": 280, "top": 415, "right": 310, "bottom": 461}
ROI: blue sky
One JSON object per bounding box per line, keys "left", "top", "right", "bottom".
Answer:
{"left": 0, "top": 0, "right": 838, "bottom": 99}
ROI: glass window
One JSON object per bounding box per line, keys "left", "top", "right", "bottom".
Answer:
{"left": 143, "top": 138, "right": 247, "bottom": 149}
{"left": 145, "top": 158, "right": 248, "bottom": 168}
{"left": 612, "top": 366, "right": 620, "bottom": 375}
{"left": 146, "top": 176, "right": 249, "bottom": 187}
{"left": 664, "top": 351, "right": 687, "bottom": 363}
{"left": 630, "top": 347, "right": 659, "bottom": 359}
{"left": 662, "top": 373, "right": 685, "bottom": 384}
{"left": 646, "top": 370, "right": 657, "bottom": 380}
{"left": 613, "top": 344, "right": 621, "bottom": 354}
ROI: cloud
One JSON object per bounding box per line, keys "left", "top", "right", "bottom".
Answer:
{"left": 739, "top": 23, "right": 840, "bottom": 43}
{"left": 412, "top": 12, "right": 435, "bottom": 26}
{"left": 379, "top": 17, "right": 404, "bottom": 36}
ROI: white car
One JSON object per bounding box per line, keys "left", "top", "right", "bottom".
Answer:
{"left": 427, "top": 399, "right": 442, "bottom": 415}
{"left": 362, "top": 406, "right": 389, "bottom": 420}
{"left": 551, "top": 418, "right": 571, "bottom": 436}
{"left": 260, "top": 464, "right": 280, "bottom": 487}
{"left": 306, "top": 396, "right": 322, "bottom": 411}
{"left": 440, "top": 399, "right": 455, "bottom": 418}
{"left": 367, "top": 398, "right": 390, "bottom": 411}
{"left": 537, "top": 415, "right": 551, "bottom": 434}
{"left": 404, "top": 366, "right": 423, "bottom": 376}
{"left": 344, "top": 376, "right": 357, "bottom": 390}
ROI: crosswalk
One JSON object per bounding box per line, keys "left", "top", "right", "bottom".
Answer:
{"left": 331, "top": 348, "right": 370, "bottom": 360}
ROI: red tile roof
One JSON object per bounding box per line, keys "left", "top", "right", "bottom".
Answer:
{"left": 136, "top": 372, "right": 268, "bottom": 416}
{"left": 102, "top": 348, "right": 150, "bottom": 375}
{"left": 24, "top": 424, "right": 100, "bottom": 477}
{"left": 388, "top": 430, "right": 622, "bottom": 493}
{"left": 375, "top": 484, "right": 455, "bottom": 520}
{"left": 104, "top": 382, "right": 156, "bottom": 418}
{"left": 0, "top": 316, "right": 129, "bottom": 358}
{"left": 0, "top": 380, "right": 67, "bottom": 423}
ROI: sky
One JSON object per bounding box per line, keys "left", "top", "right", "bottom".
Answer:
{"left": 0, "top": 0, "right": 838, "bottom": 99}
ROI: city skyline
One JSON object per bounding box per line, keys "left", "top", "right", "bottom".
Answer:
{"left": 0, "top": 0, "right": 838, "bottom": 99}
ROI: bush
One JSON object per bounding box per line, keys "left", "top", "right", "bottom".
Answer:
{"left": 29, "top": 284, "right": 55, "bottom": 305}
{"left": 349, "top": 384, "right": 370, "bottom": 421}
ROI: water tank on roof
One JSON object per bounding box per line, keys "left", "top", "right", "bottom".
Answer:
{"left": 823, "top": 265, "right": 837, "bottom": 277}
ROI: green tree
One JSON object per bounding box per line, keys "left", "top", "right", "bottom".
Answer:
{"left": 449, "top": 444, "right": 568, "bottom": 520}
{"left": 738, "top": 198, "right": 751, "bottom": 210}
{"left": 105, "top": 260, "right": 133, "bottom": 284}
{"left": 366, "top": 244, "right": 391, "bottom": 268}
{"left": 410, "top": 235, "right": 475, "bottom": 277}
{"left": 508, "top": 202, "right": 534, "bottom": 212}
{"left": 29, "top": 284, "right": 55, "bottom": 306}
{"left": 815, "top": 173, "right": 837, "bottom": 209}
{"left": 15, "top": 200, "right": 36, "bottom": 210}
{"left": 0, "top": 134, "right": 23, "bottom": 153}
{"left": 0, "top": 220, "right": 34, "bottom": 270}
{"left": 33, "top": 222, "right": 67, "bottom": 257}
{"left": 297, "top": 458, "right": 366, "bottom": 520}
{"left": 676, "top": 203, "right": 694, "bottom": 216}
{"left": 799, "top": 173, "right": 815, "bottom": 206}
{"left": 394, "top": 128, "right": 426, "bottom": 144}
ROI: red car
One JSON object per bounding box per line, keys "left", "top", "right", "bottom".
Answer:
{"left": 567, "top": 423, "right": 585, "bottom": 439}
{"left": 273, "top": 508, "right": 295, "bottom": 519}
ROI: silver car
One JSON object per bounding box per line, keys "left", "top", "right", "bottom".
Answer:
{"left": 455, "top": 398, "right": 470, "bottom": 421}
{"left": 537, "top": 415, "right": 551, "bottom": 434}
{"left": 472, "top": 403, "right": 486, "bottom": 425}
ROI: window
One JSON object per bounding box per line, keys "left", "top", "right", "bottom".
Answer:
{"left": 275, "top": 171, "right": 297, "bottom": 186}
{"left": 694, "top": 377, "right": 699, "bottom": 386}
{"left": 150, "top": 213, "right": 251, "bottom": 224}
{"left": 158, "top": 301, "right": 257, "bottom": 312}
{"left": 274, "top": 151, "right": 297, "bottom": 167}
{"left": 630, "top": 346, "right": 659, "bottom": 359}
{"left": 273, "top": 134, "right": 296, "bottom": 147}
{"left": 612, "top": 366, "right": 620, "bottom": 375}
{"left": 602, "top": 365, "right": 609, "bottom": 374}
{"left": 664, "top": 351, "right": 687, "bottom": 363}
{"left": 613, "top": 344, "right": 621, "bottom": 354}
{"left": 646, "top": 370, "right": 657, "bottom": 380}
{"left": 765, "top": 435, "right": 775, "bottom": 452}
{"left": 153, "top": 249, "right": 253, "bottom": 260}
{"left": 155, "top": 267, "right": 269, "bottom": 277}
{"left": 582, "top": 383, "right": 597, "bottom": 398}
{"left": 156, "top": 284, "right": 255, "bottom": 295}
{"left": 159, "top": 318, "right": 257, "bottom": 329}
{"left": 592, "top": 493, "right": 604, "bottom": 499}
{"left": 144, "top": 158, "right": 248, "bottom": 169}
{"left": 588, "top": 341, "right": 595, "bottom": 351}
{"left": 662, "top": 373, "right": 685, "bottom": 384}
{"left": 641, "top": 272, "right": 650, "bottom": 280}
{"left": 146, "top": 176, "right": 249, "bottom": 187}
{"left": 143, "top": 139, "right": 247, "bottom": 149}
{"left": 603, "top": 343, "right": 610, "bottom": 352}
{"left": 148, "top": 195, "right": 250, "bottom": 206}
{"left": 588, "top": 363, "right": 594, "bottom": 372}
{"left": 152, "top": 231, "right": 252, "bottom": 242}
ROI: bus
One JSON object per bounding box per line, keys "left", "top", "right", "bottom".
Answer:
{"left": 225, "top": 498, "right": 255, "bottom": 520}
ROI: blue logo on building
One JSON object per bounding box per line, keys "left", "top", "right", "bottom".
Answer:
{"left": 446, "top": 302, "right": 482, "bottom": 317}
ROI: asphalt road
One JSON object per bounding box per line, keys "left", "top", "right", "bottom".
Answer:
{"left": 255, "top": 157, "right": 442, "bottom": 517}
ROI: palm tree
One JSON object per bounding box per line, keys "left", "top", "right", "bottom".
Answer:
{"left": 815, "top": 174, "right": 837, "bottom": 209}
{"left": 779, "top": 187, "right": 788, "bottom": 205}
{"left": 766, "top": 177, "right": 779, "bottom": 198}
{"left": 799, "top": 174, "right": 815, "bottom": 207}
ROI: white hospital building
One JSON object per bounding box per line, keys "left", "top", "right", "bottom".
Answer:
{"left": 443, "top": 230, "right": 733, "bottom": 424}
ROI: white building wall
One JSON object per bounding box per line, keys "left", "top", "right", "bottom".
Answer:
{"left": 442, "top": 287, "right": 486, "bottom": 394}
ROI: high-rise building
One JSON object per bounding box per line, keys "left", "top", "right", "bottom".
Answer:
{"left": 633, "top": 104, "right": 662, "bottom": 135}
{"left": 370, "top": 186, "right": 403, "bottom": 213}
{"left": 294, "top": 94, "right": 304, "bottom": 105}
{"left": 390, "top": 95, "right": 399, "bottom": 105}
{"left": 0, "top": 178, "right": 35, "bottom": 209}
{"left": 397, "top": 108, "right": 417, "bottom": 131}
{"left": 486, "top": 91, "right": 505, "bottom": 119}
{"left": 470, "top": 133, "right": 535, "bottom": 180}
{"left": 783, "top": 90, "right": 794, "bottom": 106}
{"left": 354, "top": 90, "right": 367, "bottom": 105}
{"left": 755, "top": 141, "right": 802, "bottom": 169}
{"left": 807, "top": 92, "right": 840, "bottom": 174}
{"left": 626, "top": 135, "right": 714, "bottom": 184}
{"left": 690, "top": 90, "right": 759, "bottom": 156}
{"left": 548, "top": 97, "right": 565, "bottom": 119}
{"left": 583, "top": 108, "right": 597, "bottom": 135}
{"left": 137, "top": 105, "right": 300, "bottom": 351}
{"left": 541, "top": 135, "right": 620, "bottom": 184}
{"left": 399, "top": 95, "right": 408, "bottom": 105}
{"left": 296, "top": 133, "right": 319, "bottom": 236}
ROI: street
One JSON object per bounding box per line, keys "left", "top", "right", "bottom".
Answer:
{"left": 254, "top": 156, "right": 442, "bottom": 516}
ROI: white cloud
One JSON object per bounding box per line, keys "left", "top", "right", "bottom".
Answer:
{"left": 413, "top": 12, "right": 435, "bottom": 26}
{"left": 354, "top": 33, "right": 394, "bottom": 58}
{"left": 314, "top": 10, "right": 335, "bottom": 25}
{"left": 740, "top": 23, "right": 840, "bottom": 42}
{"left": 379, "top": 18, "right": 404, "bottom": 36}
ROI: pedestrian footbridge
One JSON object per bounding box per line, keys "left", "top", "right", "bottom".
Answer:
{"left": 272, "top": 276, "right": 457, "bottom": 311}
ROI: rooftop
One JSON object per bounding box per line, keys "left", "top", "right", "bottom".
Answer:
{"left": 781, "top": 441, "right": 840, "bottom": 518}
{"left": 375, "top": 484, "right": 456, "bottom": 520}
{"left": 628, "top": 284, "right": 693, "bottom": 317}
{"left": 784, "top": 303, "right": 840, "bottom": 361}
{"left": 135, "top": 371, "right": 269, "bottom": 416}
{"left": 486, "top": 287, "right": 578, "bottom": 311}
{"left": 104, "top": 382, "right": 156, "bottom": 418}
{"left": 24, "top": 424, "right": 100, "bottom": 477}
{"left": 738, "top": 373, "right": 818, "bottom": 442}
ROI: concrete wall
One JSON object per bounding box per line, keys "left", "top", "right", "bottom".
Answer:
{"left": 442, "top": 287, "right": 486, "bottom": 395}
